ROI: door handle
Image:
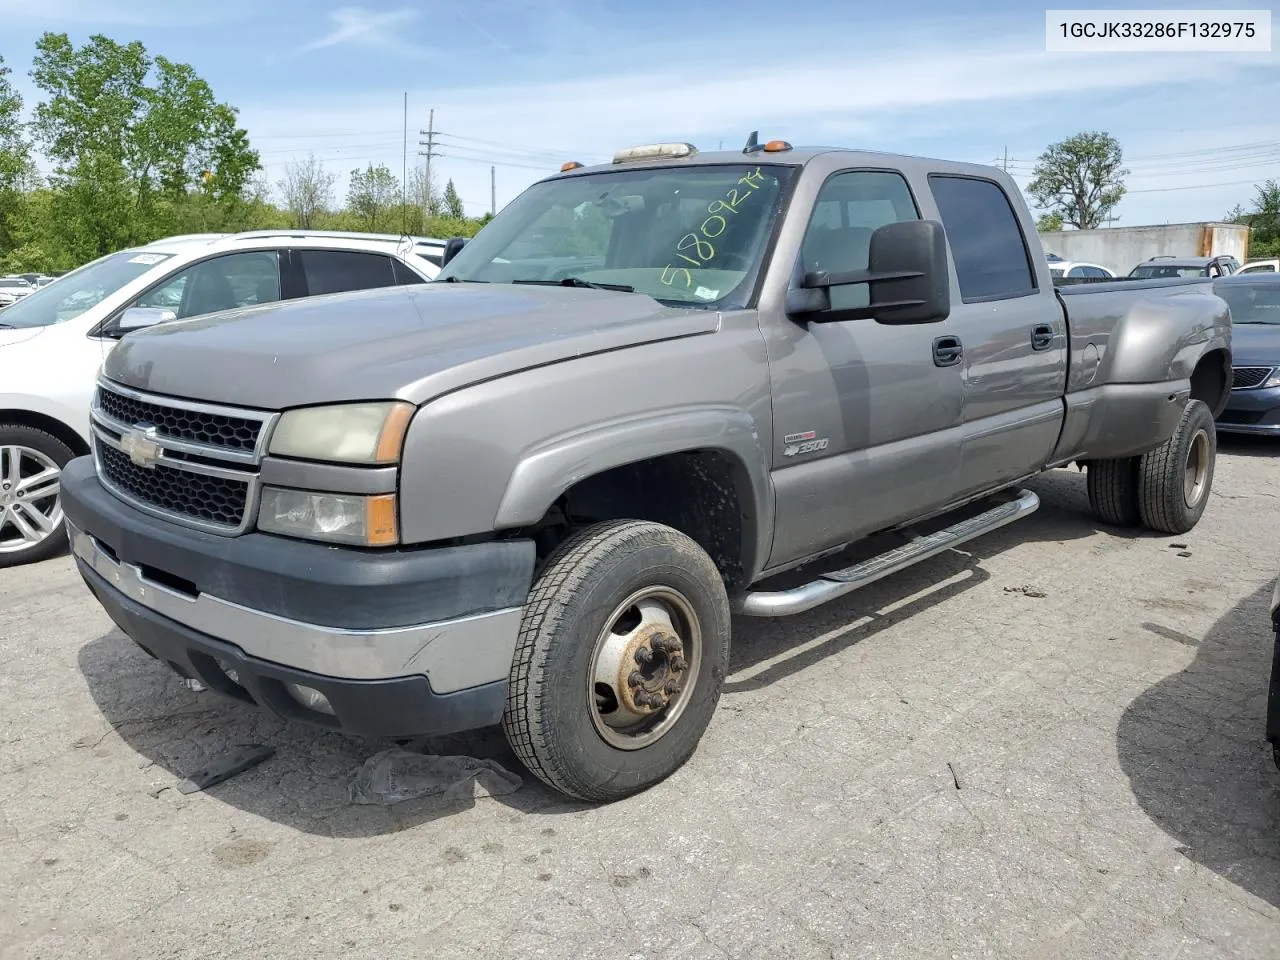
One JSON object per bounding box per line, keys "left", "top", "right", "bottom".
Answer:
{"left": 1031, "top": 324, "right": 1055, "bottom": 350}
{"left": 933, "top": 335, "right": 963, "bottom": 367}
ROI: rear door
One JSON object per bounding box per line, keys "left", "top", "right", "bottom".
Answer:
{"left": 927, "top": 174, "right": 1067, "bottom": 499}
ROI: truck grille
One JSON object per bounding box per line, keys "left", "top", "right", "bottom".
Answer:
{"left": 89, "top": 379, "right": 278, "bottom": 535}
{"left": 97, "top": 387, "right": 263, "bottom": 452}
{"left": 1231, "top": 366, "right": 1273, "bottom": 390}
{"left": 98, "top": 445, "right": 249, "bottom": 527}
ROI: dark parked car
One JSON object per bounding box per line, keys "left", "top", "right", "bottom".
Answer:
{"left": 1269, "top": 573, "right": 1280, "bottom": 770}
{"left": 1214, "top": 274, "right": 1280, "bottom": 436}
{"left": 1130, "top": 255, "right": 1239, "bottom": 279}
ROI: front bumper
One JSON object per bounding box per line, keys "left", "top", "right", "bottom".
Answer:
{"left": 61, "top": 457, "right": 537, "bottom": 738}
{"left": 1217, "top": 384, "right": 1280, "bottom": 436}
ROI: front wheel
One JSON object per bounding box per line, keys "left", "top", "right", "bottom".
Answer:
{"left": 501, "top": 520, "right": 732, "bottom": 802}
{"left": 1137, "top": 399, "right": 1217, "bottom": 535}
{"left": 0, "top": 425, "right": 74, "bottom": 569}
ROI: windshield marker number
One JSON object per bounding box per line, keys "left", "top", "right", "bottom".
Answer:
{"left": 660, "top": 167, "right": 766, "bottom": 289}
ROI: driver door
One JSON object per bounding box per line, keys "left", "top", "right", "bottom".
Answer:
{"left": 760, "top": 168, "right": 966, "bottom": 569}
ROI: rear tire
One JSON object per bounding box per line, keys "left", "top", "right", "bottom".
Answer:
{"left": 501, "top": 519, "right": 731, "bottom": 802}
{"left": 1137, "top": 399, "right": 1216, "bottom": 535}
{"left": 0, "top": 425, "right": 74, "bottom": 569}
{"left": 1086, "top": 457, "right": 1141, "bottom": 527}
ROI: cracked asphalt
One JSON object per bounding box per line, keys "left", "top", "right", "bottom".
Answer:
{"left": 3, "top": 439, "right": 1279, "bottom": 960}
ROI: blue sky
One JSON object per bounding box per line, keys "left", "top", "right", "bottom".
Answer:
{"left": 3, "top": 0, "right": 1279, "bottom": 226}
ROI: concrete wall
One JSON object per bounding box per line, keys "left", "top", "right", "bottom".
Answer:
{"left": 1037, "top": 222, "right": 1250, "bottom": 275}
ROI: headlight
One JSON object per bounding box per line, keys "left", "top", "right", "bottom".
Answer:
{"left": 1264, "top": 370, "right": 1280, "bottom": 389}
{"left": 258, "top": 487, "right": 398, "bottom": 546}
{"left": 268, "top": 401, "right": 415, "bottom": 464}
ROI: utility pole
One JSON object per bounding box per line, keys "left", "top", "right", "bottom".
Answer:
{"left": 1001, "top": 146, "right": 1009, "bottom": 172}
{"left": 417, "top": 108, "right": 437, "bottom": 219}
{"left": 490, "top": 165, "right": 496, "bottom": 217}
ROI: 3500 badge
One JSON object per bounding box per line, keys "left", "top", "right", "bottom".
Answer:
{"left": 783, "top": 431, "right": 829, "bottom": 457}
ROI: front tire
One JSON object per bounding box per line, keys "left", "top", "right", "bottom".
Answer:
{"left": 501, "top": 520, "right": 731, "bottom": 802}
{"left": 1137, "top": 399, "right": 1217, "bottom": 535}
{"left": 0, "top": 425, "right": 74, "bottom": 569}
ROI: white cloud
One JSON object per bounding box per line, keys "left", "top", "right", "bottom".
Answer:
{"left": 297, "top": 6, "right": 426, "bottom": 57}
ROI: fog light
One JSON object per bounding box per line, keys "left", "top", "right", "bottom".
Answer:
{"left": 285, "top": 682, "right": 335, "bottom": 715}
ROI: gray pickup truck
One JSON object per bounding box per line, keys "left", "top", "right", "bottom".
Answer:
{"left": 61, "top": 138, "right": 1232, "bottom": 802}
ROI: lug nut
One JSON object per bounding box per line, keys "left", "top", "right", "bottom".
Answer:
{"left": 634, "top": 646, "right": 653, "bottom": 666}
{"left": 664, "top": 679, "right": 680, "bottom": 696}
{"left": 627, "top": 670, "right": 644, "bottom": 688}
{"left": 670, "top": 655, "right": 687, "bottom": 673}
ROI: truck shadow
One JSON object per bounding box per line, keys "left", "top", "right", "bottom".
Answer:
{"left": 726, "top": 466, "right": 1158, "bottom": 690}
{"left": 1115, "top": 583, "right": 1280, "bottom": 909}
{"left": 76, "top": 634, "right": 589, "bottom": 837}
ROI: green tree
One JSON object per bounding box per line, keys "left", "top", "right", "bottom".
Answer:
{"left": 1227, "top": 180, "right": 1280, "bottom": 257}
{"left": 442, "top": 178, "right": 464, "bottom": 219}
{"left": 29, "top": 32, "right": 260, "bottom": 260}
{"left": 346, "top": 163, "right": 400, "bottom": 230}
{"left": 279, "top": 153, "right": 336, "bottom": 228}
{"left": 1035, "top": 211, "right": 1064, "bottom": 232}
{"left": 0, "top": 55, "right": 35, "bottom": 258}
{"left": 1026, "top": 131, "right": 1128, "bottom": 230}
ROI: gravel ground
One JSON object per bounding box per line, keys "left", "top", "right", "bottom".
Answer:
{"left": 2, "top": 440, "right": 1279, "bottom": 960}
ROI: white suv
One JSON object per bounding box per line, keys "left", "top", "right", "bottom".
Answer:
{"left": 0, "top": 229, "right": 446, "bottom": 567}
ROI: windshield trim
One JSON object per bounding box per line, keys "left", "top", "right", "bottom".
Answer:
{"left": 438, "top": 161, "right": 801, "bottom": 313}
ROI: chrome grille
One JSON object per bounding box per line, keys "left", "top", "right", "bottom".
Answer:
{"left": 89, "top": 379, "right": 278, "bottom": 535}
{"left": 1232, "top": 366, "right": 1273, "bottom": 390}
{"left": 96, "top": 386, "right": 262, "bottom": 452}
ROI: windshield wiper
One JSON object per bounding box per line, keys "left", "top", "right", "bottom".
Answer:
{"left": 512, "top": 277, "right": 635, "bottom": 293}
{"left": 439, "top": 275, "right": 487, "bottom": 283}
{"left": 0, "top": 323, "right": 14, "bottom": 329}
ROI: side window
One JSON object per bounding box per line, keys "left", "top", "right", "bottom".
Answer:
{"left": 391, "top": 259, "right": 428, "bottom": 285}
{"left": 1067, "top": 266, "right": 1086, "bottom": 278}
{"left": 800, "top": 170, "right": 920, "bottom": 310}
{"left": 298, "top": 250, "right": 397, "bottom": 296}
{"left": 928, "top": 175, "right": 1036, "bottom": 301}
{"left": 135, "top": 251, "right": 281, "bottom": 320}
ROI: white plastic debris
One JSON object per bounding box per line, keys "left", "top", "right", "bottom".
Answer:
{"left": 349, "top": 747, "right": 522, "bottom": 805}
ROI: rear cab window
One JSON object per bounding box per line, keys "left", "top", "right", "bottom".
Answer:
{"left": 927, "top": 174, "right": 1037, "bottom": 301}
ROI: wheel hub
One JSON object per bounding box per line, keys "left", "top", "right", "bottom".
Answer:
{"left": 588, "top": 588, "right": 702, "bottom": 751}
{"left": 618, "top": 623, "right": 687, "bottom": 714}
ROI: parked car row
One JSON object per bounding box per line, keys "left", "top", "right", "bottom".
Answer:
{"left": 0, "top": 229, "right": 446, "bottom": 567}
{"left": 1045, "top": 252, "right": 1280, "bottom": 282}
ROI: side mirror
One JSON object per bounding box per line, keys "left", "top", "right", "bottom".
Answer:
{"left": 792, "top": 219, "right": 951, "bottom": 325}
{"left": 441, "top": 236, "right": 467, "bottom": 267}
{"left": 114, "top": 307, "right": 177, "bottom": 333}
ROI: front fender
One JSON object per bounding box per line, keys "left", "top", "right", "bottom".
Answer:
{"left": 494, "top": 405, "right": 773, "bottom": 570}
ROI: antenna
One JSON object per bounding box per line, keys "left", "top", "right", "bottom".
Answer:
{"left": 401, "top": 91, "right": 408, "bottom": 238}
{"left": 743, "top": 131, "right": 760, "bottom": 154}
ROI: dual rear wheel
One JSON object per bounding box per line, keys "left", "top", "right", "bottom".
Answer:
{"left": 1086, "top": 399, "right": 1217, "bottom": 535}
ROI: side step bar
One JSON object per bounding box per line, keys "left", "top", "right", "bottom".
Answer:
{"left": 735, "top": 489, "right": 1040, "bottom": 618}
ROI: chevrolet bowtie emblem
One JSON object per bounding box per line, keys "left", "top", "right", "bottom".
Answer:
{"left": 119, "top": 425, "right": 162, "bottom": 468}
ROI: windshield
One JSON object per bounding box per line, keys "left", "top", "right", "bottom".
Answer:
{"left": 1129, "top": 263, "right": 1207, "bottom": 279}
{"left": 1215, "top": 280, "right": 1280, "bottom": 324}
{"left": 0, "top": 251, "right": 174, "bottom": 328}
{"left": 437, "top": 163, "right": 795, "bottom": 309}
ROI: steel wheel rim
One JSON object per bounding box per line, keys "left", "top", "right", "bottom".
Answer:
{"left": 1183, "top": 430, "right": 1210, "bottom": 508}
{"left": 0, "top": 446, "right": 63, "bottom": 554}
{"left": 587, "top": 585, "right": 702, "bottom": 751}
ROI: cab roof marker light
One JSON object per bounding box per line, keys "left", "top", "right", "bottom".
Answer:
{"left": 763, "top": 140, "right": 793, "bottom": 153}
{"left": 612, "top": 142, "right": 697, "bottom": 164}
{"left": 561, "top": 161, "right": 584, "bottom": 172}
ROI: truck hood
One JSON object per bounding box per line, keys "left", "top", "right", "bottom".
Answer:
{"left": 103, "top": 282, "right": 718, "bottom": 409}
{"left": 1228, "top": 323, "right": 1280, "bottom": 366}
